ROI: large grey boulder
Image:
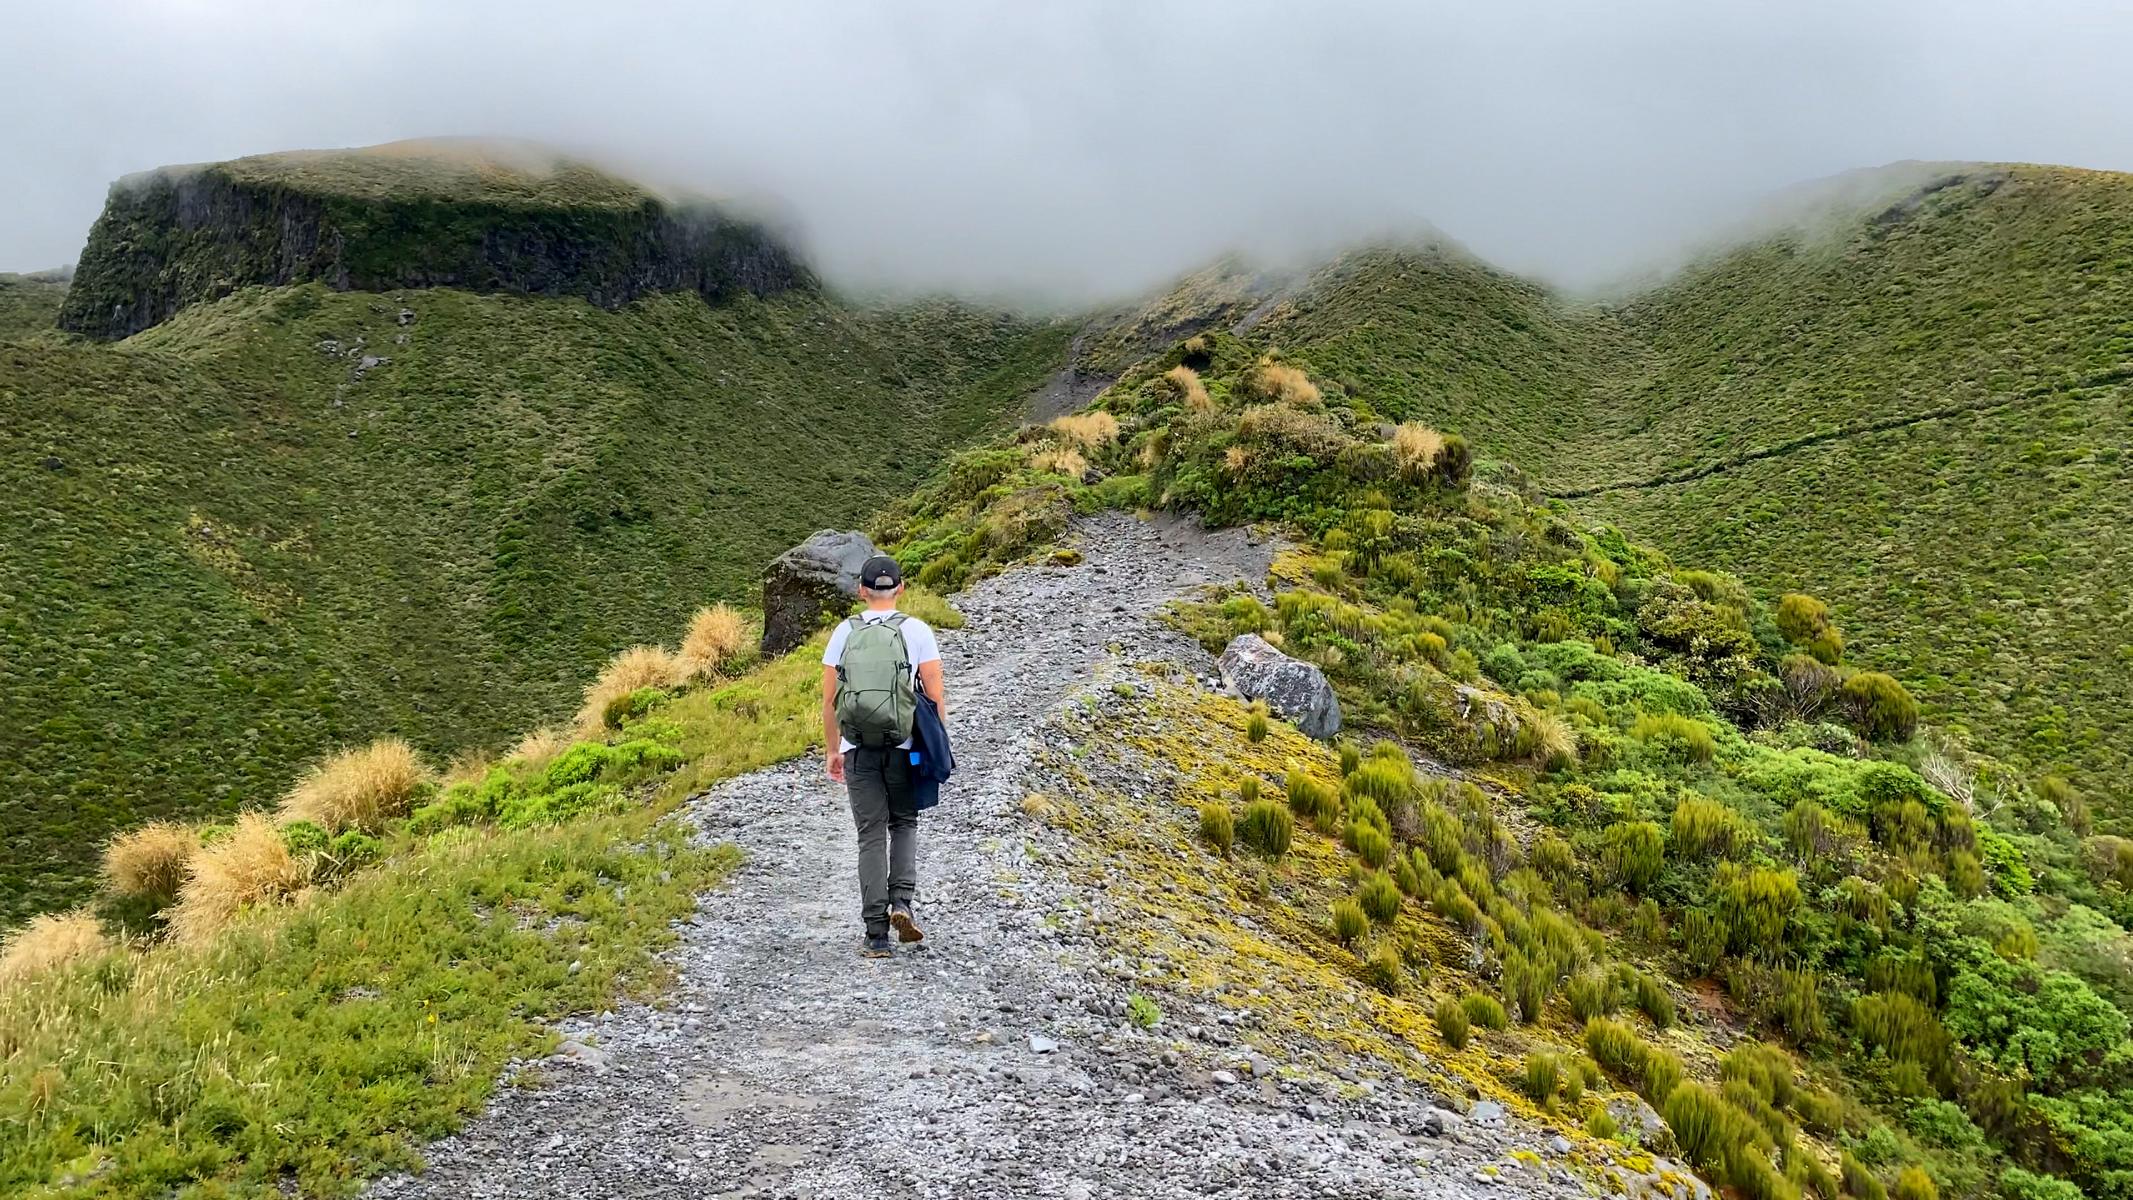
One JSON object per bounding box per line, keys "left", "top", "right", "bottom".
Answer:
{"left": 760, "top": 530, "right": 879, "bottom": 657}
{"left": 1217, "top": 634, "right": 1342, "bottom": 740}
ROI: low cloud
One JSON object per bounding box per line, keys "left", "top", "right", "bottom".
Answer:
{"left": 8, "top": 1, "right": 2133, "bottom": 302}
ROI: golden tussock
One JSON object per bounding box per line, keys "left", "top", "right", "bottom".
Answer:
{"left": 674, "top": 604, "right": 749, "bottom": 685}
{"left": 278, "top": 737, "right": 429, "bottom": 832}
{"left": 0, "top": 912, "right": 111, "bottom": 990}
{"left": 1245, "top": 359, "right": 1321, "bottom": 408}
{"left": 1160, "top": 365, "right": 1213, "bottom": 414}
{"left": 1029, "top": 446, "right": 1088, "bottom": 477}
{"left": 1224, "top": 445, "right": 1253, "bottom": 475}
{"left": 1392, "top": 422, "right": 1445, "bottom": 478}
{"left": 511, "top": 726, "right": 572, "bottom": 771}
{"left": 101, "top": 821, "right": 198, "bottom": 900}
{"left": 574, "top": 644, "right": 680, "bottom": 735}
{"left": 165, "top": 813, "right": 312, "bottom": 945}
{"left": 1048, "top": 411, "right": 1120, "bottom": 449}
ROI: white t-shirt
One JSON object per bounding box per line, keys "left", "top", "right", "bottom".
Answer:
{"left": 823, "top": 609, "right": 941, "bottom": 752}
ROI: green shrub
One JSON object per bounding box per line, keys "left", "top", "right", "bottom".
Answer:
{"left": 1682, "top": 908, "right": 1730, "bottom": 975}
{"left": 1999, "top": 1168, "right": 2084, "bottom": 1200}
{"left": 497, "top": 781, "right": 626, "bottom": 828}
{"left": 1338, "top": 742, "right": 1361, "bottom": 775}
{"left": 1533, "top": 835, "right": 1576, "bottom": 879}
{"left": 1893, "top": 1167, "right": 1938, "bottom": 1200}
{"left": 280, "top": 820, "right": 330, "bottom": 856}
{"left": 1394, "top": 855, "right": 1426, "bottom": 897}
{"left": 1633, "top": 712, "right": 1718, "bottom": 764}
{"left": 1199, "top": 802, "right": 1235, "bottom": 856}
{"left": 1436, "top": 996, "right": 1471, "bottom": 1047}
{"left": 1239, "top": 800, "right": 1293, "bottom": 858}
{"left": 1462, "top": 991, "right": 1510, "bottom": 1031}
{"left": 1793, "top": 1087, "right": 1844, "bottom": 1136}
{"left": 1604, "top": 821, "right": 1667, "bottom": 893}
{"left": 327, "top": 830, "right": 384, "bottom": 869}
{"left": 1127, "top": 992, "right": 1162, "bottom": 1028}
{"left": 1714, "top": 863, "right": 1803, "bottom": 956}
{"left": 1358, "top": 872, "right": 1402, "bottom": 924}
{"left": 1239, "top": 776, "right": 1260, "bottom": 806}
{"left": 1331, "top": 898, "right": 1369, "bottom": 945}
{"left": 1363, "top": 942, "right": 1404, "bottom": 994}
{"left": 1587, "top": 1108, "right": 1620, "bottom": 1140}
{"left": 1843, "top": 673, "right": 1920, "bottom": 743}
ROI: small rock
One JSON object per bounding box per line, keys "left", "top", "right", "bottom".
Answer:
{"left": 1030, "top": 1034, "right": 1059, "bottom": 1054}
{"left": 1469, "top": 1099, "right": 1506, "bottom": 1126}
{"left": 1211, "top": 1070, "right": 1238, "bottom": 1086}
{"left": 1551, "top": 1135, "right": 1573, "bottom": 1155}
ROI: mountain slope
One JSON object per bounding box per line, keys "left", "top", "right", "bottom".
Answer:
{"left": 1223, "top": 167, "right": 2132, "bottom": 817}
{"left": 1, "top": 148, "right": 1071, "bottom": 924}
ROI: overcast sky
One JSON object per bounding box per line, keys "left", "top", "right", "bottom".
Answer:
{"left": 8, "top": 0, "right": 2133, "bottom": 301}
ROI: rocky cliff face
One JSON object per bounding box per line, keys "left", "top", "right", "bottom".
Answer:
{"left": 57, "top": 164, "right": 812, "bottom": 338}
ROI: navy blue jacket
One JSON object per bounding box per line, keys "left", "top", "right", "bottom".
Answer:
{"left": 910, "top": 691, "right": 955, "bottom": 810}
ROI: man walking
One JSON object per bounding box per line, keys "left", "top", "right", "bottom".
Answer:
{"left": 823, "top": 555, "right": 946, "bottom": 958}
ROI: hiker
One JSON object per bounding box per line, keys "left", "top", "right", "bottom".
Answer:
{"left": 822, "top": 555, "right": 947, "bottom": 958}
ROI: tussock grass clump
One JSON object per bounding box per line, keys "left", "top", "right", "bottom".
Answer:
{"left": 1158, "top": 364, "right": 1213, "bottom": 414}
{"left": 1048, "top": 410, "right": 1120, "bottom": 449}
{"left": 1029, "top": 446, "right": 1089, "bottom": 477}
{"left": 1199, "top": 802, "right": 1234, "bottom": 856}
{"left": 1363, "top": 942, "right": 1404, "bottom": 994}
{"left": 165, "top": 813, "right": 312, "bottom": 944}
{"left": 1239, "top": 799, "right": 1293, "bottom": 858}
{"left": 278, "top": 738, "right": 429, "bottom": 833}
{"left": 0, "top": 911, "right": 110, "bottom": 989}
{"left": 1245, "top": 700, "right": 1270, "bottom": 743}
{"left": 1331, "top": 898, "right": 1369, "bottom": 945}
{"left": 1892, "top": 1167, "right": 1937, "bottom": 1200}
{"left": 1523, "top": 1051, "right": 1564, "bottom": 1105}
{"left": 1603, "top": 820, "right": 1666, "bottom": 893}
{"left": 1243, "top": 359, "right": 1321, "bottom": 407}
{"left": 1671, "top": 795, "right": 1749, "bottom": 859}
{"left": 1436, "top": 996, "right": 1471, "bottom": 1047}
{"left": 1462, "top": 990, "right": 1510, "bottom": 1031}
{"left": 512, "top": 726, "right": 572, "bottom": 770}
{"left": 674, "top": 604, "right": 749, "bottom": 684}
{"left": 575, "top": 644, "right": 680, "bottom": 735}
{"left": 1357, "top": 872, "right": 1402, "bottom": 924}
{"left": 102, "top": 821, "right": 198, "bottom": 901}
{"left": 1843, "top": 1155, "right": 1889, "bottom": 1200}
{"left": 1586, "top": 1015, "right": 1685, "bottom": 1102}
{"left": 1392, "top": 423, "right": 1445, "bottom": 480}
{"left": 1349, "top": 821, "right": 1393, "bottom": 868}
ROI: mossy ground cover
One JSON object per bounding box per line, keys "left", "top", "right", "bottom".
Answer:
{"left": 1, "top": 281, "right": 1066, "bottom": 923}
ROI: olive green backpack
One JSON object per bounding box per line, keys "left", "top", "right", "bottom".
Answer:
{"left": 834, "top": 614, "right": 916, "bottom": 748}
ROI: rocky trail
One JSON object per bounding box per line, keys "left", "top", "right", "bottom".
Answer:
{"left": 372, "top": 512, "right": 1592, "bottom": 1200}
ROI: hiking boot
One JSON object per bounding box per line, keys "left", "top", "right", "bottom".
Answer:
{"left": 861, "top": 933, "right": 895, "bottom": 958}
{"left": 889, "top": 903, "right": 925, "bottom": 944}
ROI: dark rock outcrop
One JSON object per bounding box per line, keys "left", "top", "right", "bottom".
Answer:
{"left": 58, "top": 164, "right": 811, "bottom": 339}
{"left": 1217, "top": 634, "right": 1342, "bottom": 740}
{"left": 761, "top": 530, "right": 879, "bottom": 657}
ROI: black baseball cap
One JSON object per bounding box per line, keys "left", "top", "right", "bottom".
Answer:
{"left": 859, "top": 555, "right": 903, "bottom": 590}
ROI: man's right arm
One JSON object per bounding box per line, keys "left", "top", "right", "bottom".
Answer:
{"left": 821, "top": 665, "right": 844, "bottom": 782}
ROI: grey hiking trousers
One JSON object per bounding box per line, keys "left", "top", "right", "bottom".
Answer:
{"left": 843, "top": 746, "right": 918, "bottom": 936}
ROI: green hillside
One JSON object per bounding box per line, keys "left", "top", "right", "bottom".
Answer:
{"left": 1230, "top": 166, "right": 2131, "bottom": 818}
{"left": 0, "top": 273, "right": 67, "bottom": 338}
{"left": 4, "top": 254, "right": 1067, "bottom": 924}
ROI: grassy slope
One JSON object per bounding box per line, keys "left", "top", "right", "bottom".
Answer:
{"left": 0, "top": 284, "right": 1068, "bottom": 923}
{"left": 1235, "top": 170, "right": 2133, "bottom": 815}
{"left": 0, "top": 274, "right": 67, "bottom": 338}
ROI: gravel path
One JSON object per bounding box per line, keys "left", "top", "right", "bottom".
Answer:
{"left": 372, "top": 512, "right": 1587, "bottom": 1200}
